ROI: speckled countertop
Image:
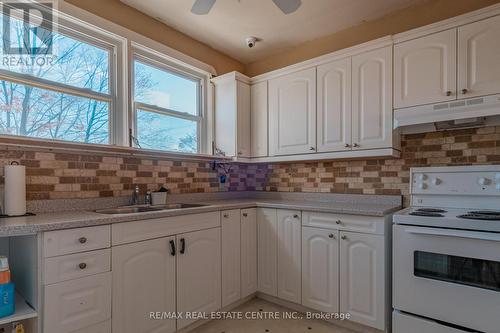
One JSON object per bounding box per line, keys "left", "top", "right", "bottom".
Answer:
{"left": 0, "top": 192, "right": 402, "bottom": 236}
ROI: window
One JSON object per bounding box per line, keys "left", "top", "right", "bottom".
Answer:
{"left": 133, "top": 55, "right": 202, "bottom": 153}
{"left": 0, "top": 3, "right": 118, "bottom": 144}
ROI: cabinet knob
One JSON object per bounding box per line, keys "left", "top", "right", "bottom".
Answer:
{"left": 223, "top": 213, "right": 229, "bottom": 218}
{"left": 353, "top": 143, "right": 359, "bottom": 148}
{"left": 309, "top": 147, "right": 315, "bottom": 151}
{"left": 78, "top": 237, "right": 87, "bottom": 244}
{"left": 242, "top": 213, "right": 248, "bottom": 217}
{"left": 335, "top": 220, "right": 342, "bottom": 225}
{"left": 293, "top": 214, "right": 299, "bottom": 219}
{"left": 341, "top": 235, "right": 348, "bottom": 240}
{"left": 344, "top": 143, "right": 350, "bottom": 148}
{"left": 328, "top": 234, "right": 335, "bottom": 239}
{"left": 461, "top": 88, "right": 468, "bottom": 95}
{"left": 238, "top": 151, "right": 242, "bottom": 155}
{"left": 446, "top": 91, "right": 452, "bottom": 96}
{"left": 78, "top": 263, "right": 87, "bottom": 270}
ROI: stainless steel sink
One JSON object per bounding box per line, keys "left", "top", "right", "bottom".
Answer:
{"left": 94, "top": 203, "right": 207, "bottom": 215}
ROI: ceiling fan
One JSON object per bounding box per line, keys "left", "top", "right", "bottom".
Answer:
{"left": 191, "top": 0, "right": 302, "bottom": 15}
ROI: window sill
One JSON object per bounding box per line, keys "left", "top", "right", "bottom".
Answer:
{"left": 0, "top": 135, "right": 230, "bottom": 162}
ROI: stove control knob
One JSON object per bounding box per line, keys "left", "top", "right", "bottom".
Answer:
{"left": 432, "top": 178, "right": 441, "bottom": 186}
{"left": 417, "top": 174, "right": 427, "bottom": 181}
{"left": 478, "top": 177, "right": 490, "bottom": 186}
{"left": 418, "top": 183, "right": 427, "bottom": 190}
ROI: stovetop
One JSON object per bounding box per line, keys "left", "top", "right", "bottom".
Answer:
{"left": 394, "top": 207, "right": 500, "bottom": 232}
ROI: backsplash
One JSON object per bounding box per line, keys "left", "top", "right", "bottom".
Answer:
{"left": 0, "top": 125, "right": 499, "bottom": 204}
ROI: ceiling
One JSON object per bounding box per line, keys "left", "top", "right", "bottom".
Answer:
{"left": 121, "top": 0, "right": 426, "bottom": 64}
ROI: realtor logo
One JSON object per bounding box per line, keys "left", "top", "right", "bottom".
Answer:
{"left": 1, "top": 1, "right": 55, "bottom": 55}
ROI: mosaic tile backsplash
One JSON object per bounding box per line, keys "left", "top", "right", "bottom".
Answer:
{"left": 1, "top": 126, "right": 499, "bottom": 205}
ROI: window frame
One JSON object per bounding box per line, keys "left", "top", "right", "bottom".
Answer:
{"left": 130, "top": 45, "right": 208, "bottom": 154}
{"left": 0, "top": 2, "right": 126, "bottom": 146}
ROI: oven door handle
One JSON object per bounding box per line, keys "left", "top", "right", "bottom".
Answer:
{"left": 405, "top": 227, "right": 500, "bottom": 242}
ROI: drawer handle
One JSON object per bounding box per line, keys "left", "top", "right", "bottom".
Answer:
{"left": 242, "top": 213, "right": 248, "bottom": 217}
{"left": 180, "top": 238, "right": 186, "bottom": 254}
{"left": 335, "top": 220, "right": 342, "bottom": 225}
{"left": 328, "top": 234, "right": 335, "bottom": 239}
{"left": 341, "top": 235, "right": 348, "bottom": 240}
{"left": 78, "top": 237, "right": 87, "bottom": 244}
{"left": 78, "top": 263, "right": 87, "bottom": 270}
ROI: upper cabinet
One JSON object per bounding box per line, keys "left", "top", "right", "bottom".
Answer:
{"left": 317, "top": 58, "right": 352, "bottom": 153}
{"left": 269, "top": 68, "right": 317, "bottom": 156}
{"left": 213, "top": 72, "right": 251, "bottom": 157}
{"left": 394, "top": 29, "right": 457, "bottom": 108}
{"left": 352, "top": 46, "right": 393, "bottom": 150}
{"left": 458, "top": 15, "right": 500, "bottom": 98}
{"left": 250, "top": 81, "right": 269, "bottom": 157}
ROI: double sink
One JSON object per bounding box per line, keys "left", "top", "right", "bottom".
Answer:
{"left": 95, "top": 203, "right": 207, "bottom": 215}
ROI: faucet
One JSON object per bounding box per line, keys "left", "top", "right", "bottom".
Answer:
{"left": 131, "top": 185, "right": 140, "bottom": 205}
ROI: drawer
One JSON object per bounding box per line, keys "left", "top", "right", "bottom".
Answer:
{"left": 44, "top": 249, "right": 111, "bottom": 285}
{"left": 302, "top": 211, "right": 385, "bottom": 235}
{"left": 72, "top": 320, "right": 111, "bottom": 333}
{"left": 44, "top": 225, "right": 110, "bottom": 258}
{"left": 44, "top": 272, "right": 111, "bottom": 333}
{"left": 112, "top": 211, "right": 220, "bottom": 245}
{"left": 393, "top": 311, "right": 469, "bottom": 333}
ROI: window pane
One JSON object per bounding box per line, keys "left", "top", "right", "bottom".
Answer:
{"left": 0, "top": 80, "right": 109, "bottom": 144}
{"left": 137, "top": 110, "right": 198, "bottom": 153}
{"left": 134, "top": 60, "right": 198, "bottom": 115}
{"left": 0, "top": 12, "right": 110, "bottom": 93}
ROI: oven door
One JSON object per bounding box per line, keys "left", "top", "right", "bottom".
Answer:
{"left": 394, "top": 225, "right": 500, "bottom": 332}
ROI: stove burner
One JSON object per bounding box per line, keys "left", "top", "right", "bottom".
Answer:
{"left": 458, "top": 213, "right": 500, "bottom": 221}
{"left": 468, "top": 210, "right": 500, "bottom": 216}
{"left": 409, "top": 211, "right": 445, "bottom": 217}
{"left": 416, "top": 208, "right": 447, "bottom": 213}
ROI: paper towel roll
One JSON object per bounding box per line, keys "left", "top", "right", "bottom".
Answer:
{"left": 4, "top": 164, "right": 26, "bottom": 216}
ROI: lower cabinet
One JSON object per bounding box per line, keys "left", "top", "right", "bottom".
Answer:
{"left": 302, "top": 227, "right": 339, "bottom": 313}
{"left": 221, "top": 209, "right": 241, "bottom": 307}
{"left": 257, "top": 208, "right": 278, "bottom": 296}
{"left": 112, "top": 227, "right": 221, "bottom": 333}
{"left": 112, "top": 237, "right": 176, "bottom": 333}
{"left": 240, "top": 208, "right": 258, "bottom": 298}
{"left": 276, "top": 210, "right": 302, "bottom": 304}
{"left": 339, "top": 231, "right": 385, "bottom": 331}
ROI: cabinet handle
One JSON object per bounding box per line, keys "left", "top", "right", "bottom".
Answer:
{"left": 169, "top": 240, "right": 176, "bottom": 256}
{"left": 461, "top": 88, "right": 468, "bottom": 95}
{"left": 223, "top": 213, "right": 229, "bottom": 218}
{"left": 78, "top": 263, "right": 87, "bottom": 270}
{"left": 328, "top": 234, "right": 335, "bottom": 239}
{"left": 344, "top": 143, "right": 350, "bottom": 148}
{"left": 353, "top": 143, "right": 359, "bottom": 148}
{"left": 180, "top": 238, "right": 186, "bottom": 254}
{"left": 309, "top": 147, "right": 315, "bottom": 151}
{"left": 242, "top": 213, "right": 248, "bottom": 217}
{"left": 446, "top": 91, "right": 452, "bottom": 96}
{"left": 335, "top": 220, "right": 342, "bottom": 225}
{"left": 78, "top": 237, "right": 87, "bottom": 244}
{"left": 341, "top": 235, "right": 348, "bottom": 240}
{"left": 293, "top": 214, "right": 299, "bottom": 219}
{"left": 238, "top": 151, "right": 242, "bottom": 155}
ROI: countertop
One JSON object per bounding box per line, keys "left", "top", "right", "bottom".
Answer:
{"left": 0, "top": 195, "right": 402, "bottom": 236}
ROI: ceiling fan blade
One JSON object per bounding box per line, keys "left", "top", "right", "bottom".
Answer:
{"left": 191, "top": 0, "right": 216, "bottom": 15}
{"left": 272, "top": 0, "right": 302, "bottom": 14}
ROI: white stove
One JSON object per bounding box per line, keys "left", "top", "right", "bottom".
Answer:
{"left": 393, "top": 165, "right": 500, "bottom": 333}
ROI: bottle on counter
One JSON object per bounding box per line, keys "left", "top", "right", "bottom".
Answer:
{"left": 0, "top": 256, "right": 14, "bottom": 318}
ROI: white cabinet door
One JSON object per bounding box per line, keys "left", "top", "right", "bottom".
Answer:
{"left": 250, "top": 81, "right": 269, "bottom": 157}
{"left": 214, "top": 78, "right": 237, "bottom": 156}
{"left": 352, "top": 46, "right": 393, "bottom": 150}
{"left": 394, "top": 29, "right": 457, "bottom": 108}
{"left": 317, "top": 57, "right": 352, "bottom": 152}
{"left": 221, "top": 210, "right": 241, "bottom": 307}
{"left": 177, "top": 228, "right": 221, "bottom": 329}
{"left": 269, "top": 68, "right": 316, "bottom": 156}
{"left": 241, "top": 208, "right": 258, "bottom": 298}
{"left": 112, "top": 237, "right": 176, "bottom": 333}
{"left": 458, "top": 15, "right": 500, "bottom": 99}
{"left": 302, "top": 227, "right": 339, "bottom": 313}
{"left": 276, "top": 210, "right": 301, "bottom": 304}
{"left": 340, "top": 231, "right": 385, "bottom": 330}
{"left": 257, "top": 208, "right": 278, "bottom": 296}
{"left": 236, "top": 81, "right": 251, "bottom": 157}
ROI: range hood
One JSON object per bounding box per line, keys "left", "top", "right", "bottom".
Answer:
{"left": 394, "top": 94, "right": 500, "bottom": 128}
